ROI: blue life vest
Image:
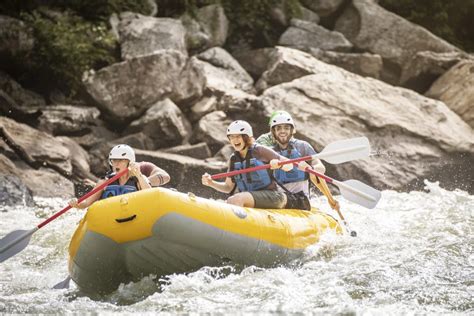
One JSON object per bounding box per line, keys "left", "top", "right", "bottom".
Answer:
{"left": 101, "top": 177, "right": 138, "bottom": 199}
{"left": 273, "top": 142, "right": 308, "bottom": 184}
{"left": 231, "top": 146, "right": 272, "bottom": 192}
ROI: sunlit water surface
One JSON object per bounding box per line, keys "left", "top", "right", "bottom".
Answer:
{"left": 0, "top": 181, "right": 472, "bottom": 314}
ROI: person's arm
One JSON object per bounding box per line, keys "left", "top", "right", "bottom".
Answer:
{"left": 130, "top": 162, "right": 151, "bottom": 190}
{"left": 148, "top": 166, "right": 170, "bottom": 187}
{"left": 257, "top": 145, "right": 293, "bottom": 171}
{"left": 68, "top": 179, "right": 105, "bottom": 209}
{"left": 202, "top": 173, "right": 235, "bottom": 193}
{"left": 139, "top": 162, "right": 170, "bottom": 187}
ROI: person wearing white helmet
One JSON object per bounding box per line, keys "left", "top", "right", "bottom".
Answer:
{"left": 202, "top": 120, "right": 293, "bottom": 209}
{"left": 256, "top": 111, "right": 326, "bottom": 209}
{"left": 68, "top": 144, "right": 151, "bottom": 209}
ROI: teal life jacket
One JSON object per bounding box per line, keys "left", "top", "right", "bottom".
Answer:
{"left": 231, "top": 145, "right": 272, "bottom": 192}
{"left": 273, "top": 141, "right": 308, "bottom": 184}
{"left": 101, "top": 177, "right": 138, "bottom": 199}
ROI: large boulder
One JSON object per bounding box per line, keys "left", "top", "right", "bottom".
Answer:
{"left": 426, "top": 60, "right": 474, "bottom": 129}
{"left": 300, "top": 0, "right": 346, "bottom": 17}
{"left": 0, "top": 117, "right": 72, "bottom": 176}
{"left": 163, "top": 142, "right": 212, "bottom": 160}
{"left": 196, "top": 4, "right": 229, "bottom": 47}
{"left": 232, "top": 48, "right": 274, "bottom": 79}
{"left": 38, "top": 105, "right": 100, "bottom": 136}
{"left": 194, "top": 47, "right": 254, "bottom": 94}
{"left": 334, "top": 0, "right": 460, "bottom": 84}
{"left": 118, "top": 13, "right": 187, "bottom": 60}
{"left": 192, "top": 111, "right": 231, "bottom": 153}
{"left": 126, "top": 98, "right": 192, "bottom": 149}
{"left": 0, "top": 154, "right": 34, "bottom": 207}
{"left": 57, "top": 136, "right": 97, "bottom": 182}
{"left": 260, "top": 56, "right": 474, "bottom": 192}
{"left": 400, "top": 51, "right": 471, "bottom": 93}
{"left": 308, "top": 48, "right": 383, "bottom": 79}
{"left": 256, "top": 46, "right": 329, "bottom": 92}
{"left": 279, "top": 19, "right": 352, "bottom": 52}
{"left": 83, "top": 50, "right": 202, "bottom": 123}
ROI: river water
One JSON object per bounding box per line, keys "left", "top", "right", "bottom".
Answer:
{"left": 0, "top": 180, "right": 472, "bottom": 314}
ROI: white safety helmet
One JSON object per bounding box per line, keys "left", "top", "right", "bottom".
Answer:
{"left": 108, "top": 144, "right": 135, "bottom": 166}
{"left": 226, "top": 120, "right": 253, "bottom": 137}
{"left": 269, "top": 111, "right": 295, "bottom": 128}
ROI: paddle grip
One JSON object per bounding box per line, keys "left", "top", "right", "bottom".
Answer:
{"left": 36, "top": 169, "right": 128, "bottom": 229}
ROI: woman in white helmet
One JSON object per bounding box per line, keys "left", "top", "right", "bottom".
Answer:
{"left": 202, "top": 120, "right": 293, "bottom": 209}
{"left": 68, "top": 144, "right": 151, "bottom": 209}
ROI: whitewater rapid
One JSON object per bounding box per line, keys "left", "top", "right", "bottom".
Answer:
{"left": 0, "top": 180, "right": 472, "bottom": 314}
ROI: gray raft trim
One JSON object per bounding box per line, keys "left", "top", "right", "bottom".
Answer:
{"left": 71, "top": 212, "right": 306, "bottom": 294}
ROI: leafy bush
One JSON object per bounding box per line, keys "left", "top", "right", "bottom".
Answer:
{"left": 22, "top": 10, "right": 117, "bottom": 96}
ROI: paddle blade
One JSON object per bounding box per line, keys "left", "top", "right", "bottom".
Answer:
{"left": 53, "top": 276, "right": 71, "bottom": 290}
{"left": 338, "top": 179, "right": 381, "bottom": 209}
{"left": 317, "top": 137, "right": 370, "bottom": 164}
{"left": 0, "top": 229, "right": 36, "bottom": 263}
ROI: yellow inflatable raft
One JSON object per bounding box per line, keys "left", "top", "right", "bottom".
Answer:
{"left": 68, "top": 188, "right": 342, "bottom": 295}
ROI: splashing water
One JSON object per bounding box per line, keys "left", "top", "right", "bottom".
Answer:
{"left": 0, "top": 181, "right": 472, "bottom": 314}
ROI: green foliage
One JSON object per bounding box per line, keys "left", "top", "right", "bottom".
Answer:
{"left": 379, "top": 0, "right": 474, "bottom": 52}
{"left": 22, "top": 10, "right": 117, "bottom": 95}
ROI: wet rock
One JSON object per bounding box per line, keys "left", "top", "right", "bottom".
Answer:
{"left": 118, "top": 13, "right": 187, "bottom": 60}
{"left": 426, "top": 60, "right": 474, "bottom": 129}
{"left": 279, "top": 19, "right": 352, "bottom": 52}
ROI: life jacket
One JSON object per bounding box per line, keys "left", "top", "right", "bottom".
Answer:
{"left": 273, "top": 140, "right": 308, "bottom": 184}
{"left": 230, "top": 145, "right": 272, "bottom": 192}
{"left": 101, "top": 176, "right": 138, "bottom": 199}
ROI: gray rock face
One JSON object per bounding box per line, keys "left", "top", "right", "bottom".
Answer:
{"left": 118, "top": 13, "right": 187, "bottom": 59}
{"left": 192, "top": 111, "right": 231, "bottom": 153}
{"left": 256, "top": 46, "right": 326, "bottom": 92}
{"left": 38, "top": 105, "right": 100, "bottom": 136}
{"left": 57, "top": 136, "right": 97, "bottom": 182}
{"left": 0, "top": 117, "right": 72, "bottom": 176}
{"left": 308, "top": 48, "right": 383, "bottom": 79}
{"left": 0, "top": 154, "right": 34, "bottom": 207}
{"left": 233, "top": 48, "right": 274, "bottom": 79}
{"left": 260, "top": 56, "right": 474, "bottom": 192}
{"left": 335, "top": 0, "right": 460, "bottom": 83}
{"left": 163, "top": 142, "right": 212, "bottom": 160}
{"left": 400, "top": 51, "right": 472, "bottom": 93}
{"left": 300, "top": 0, "right": 346, "bottom": 17}
{"left": 17, "top": 164, "right": 75, "bottom": 198}
{"left": 426, "top": 60, "right": 474, "bottom": 129}
{"left": 135, "top": 149, "right": 226, "bottom": 198}
{"left": 126, "top": 98, "right": 192, "bottom": 149}
{"left": 83, "top": 50, "right": 190, "bottom": 123}
{"left": 0, "top": 15, "right": 34, "bottom": 59}
{"left": 0, "top": 70, "right": 45, "bottom": 108}
{"left": 279, "top": 19, "right": 352, "bottom": 52}
{"left": 196, "top": 47, "right": 255, "bottom": 93}
{"left": 181, "top": 13, "right": 211, "bottom": 52}
{"left": 196, "top": 4, "right": 229, "bottom": 47}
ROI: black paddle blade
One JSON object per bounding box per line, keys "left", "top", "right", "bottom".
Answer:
{"left": 0, "top": 229, "right": 36, "bottom": 263}
{"left": 53, "top": 276, "right": 71, "bottom": 290}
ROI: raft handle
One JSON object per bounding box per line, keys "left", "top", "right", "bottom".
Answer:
{"left": 115, "top": 215, "right": 137, "bottom": 223}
